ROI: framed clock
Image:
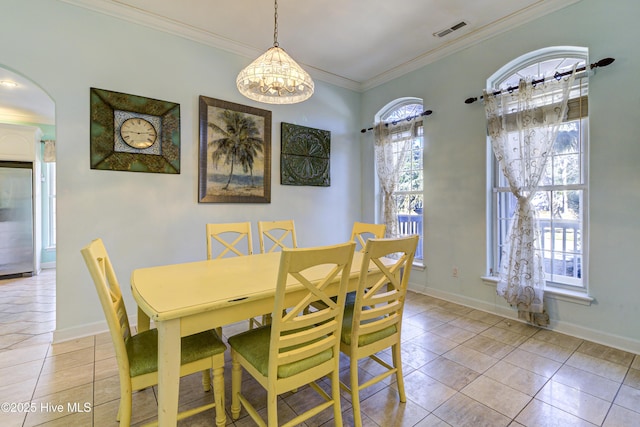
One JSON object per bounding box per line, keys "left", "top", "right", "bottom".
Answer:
{"left": 90, "top": 87, "right": 180, "bottom": 173}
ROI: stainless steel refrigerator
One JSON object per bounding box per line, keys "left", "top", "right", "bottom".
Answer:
{"left": 0, "top": 161, "right": 35, "bottom": 277}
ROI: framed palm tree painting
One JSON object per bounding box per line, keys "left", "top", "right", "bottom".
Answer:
{"left": 198, "top": 96, "right": 271, "bottom": 203}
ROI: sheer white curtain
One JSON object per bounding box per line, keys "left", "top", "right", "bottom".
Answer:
{"left": 484, "top": 72, "right": 574, "bottom": 326}
{"left": 374, "top": 121, "right": 414, "bottom": 238}
{"left": 43, "top": 140, "right": 56, "bottom": 162}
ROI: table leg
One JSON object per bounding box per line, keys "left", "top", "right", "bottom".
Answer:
{"left": 157, "top": 319, "right": 181, "bottom": 426}
{"left": 137, "top": 306, "right": 150, "bottom": 332}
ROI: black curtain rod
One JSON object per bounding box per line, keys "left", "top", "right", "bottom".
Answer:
{"left": 360, "top": 109, "right": 433, "bottom": 133}
{"left": 464, "top": 57, "right": 615, "bottom": 105}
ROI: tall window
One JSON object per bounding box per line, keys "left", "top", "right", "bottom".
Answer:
{"left": 488, "top": 47, "right": 588, "bottom": 290}
{"left": 46, "top": 162, "right": 56, "bottom": 248}
{"left": 376, "top": 99, "right": 424, "bottom": 261}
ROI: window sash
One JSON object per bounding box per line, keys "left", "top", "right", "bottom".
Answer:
{"left": 489, "top": 68, "right": 588, "bottom": 289}
{"left": 491, "top": 116, "right": 588, "bottom": 289}
{"left": 383, "top": 117, "right": 424, "bottom": 261}
{"left": 47, "top": 163, "right": 56, "bottom": 248}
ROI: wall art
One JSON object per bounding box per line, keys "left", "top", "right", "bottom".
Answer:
{"left": 281, "top": 122, "right": 330, "bottom": 187}
{"left": 199, "top": 96, "right": 271, "bottom": 203}
{"left": 90, "top": 88, "right": 180, "bottom": 173}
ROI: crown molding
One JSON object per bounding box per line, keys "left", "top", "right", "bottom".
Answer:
{"left": 59, "top": 0, "right": 581, "bottom": 93}
{"left": 361, "top": 0, "right": 583, "bottom": 91}
{"left": 59, "top": 0, "right": 363, "bottom": 92}
{"left": 59, "top": 0, "right": 260, "bottom": 57}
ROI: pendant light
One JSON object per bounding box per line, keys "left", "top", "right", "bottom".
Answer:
{"left": 236, "top": 0, "right": 314, "bottom": 104}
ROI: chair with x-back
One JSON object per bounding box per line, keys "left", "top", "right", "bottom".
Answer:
{"left": 258, "top": 220, "right": 298, "bottom": 253}
{"left": 206, "top": 222, "right": 253, "bottom": 260}
{"left": 340, "top": 235, "right": 418, "bottom": 427}
{"left": 206, "top": 222, "right": 263, "bottom": 329}
{"left": 228, "top": 241, "right": 355, "bottom": 427}
{"left": 350, "top": 221, "right": 387, "bottom": 252}
{"left": 81, "top": 238, "right": 227, "bottom": 426}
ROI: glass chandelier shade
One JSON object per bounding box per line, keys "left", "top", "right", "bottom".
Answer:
{"left": 236, "top": 46, "right": 314, "bottom": 104}
{"left": 236, "top": 0, "right": 314, "bottom": 104}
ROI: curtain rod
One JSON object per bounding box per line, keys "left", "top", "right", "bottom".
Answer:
{"left": 360, "top": 109, "right": 433, "bottom": 133}
{"left": 464, "top": 57, "right": 615, "bottom": 105}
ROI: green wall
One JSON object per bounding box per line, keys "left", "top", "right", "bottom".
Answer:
{"left": 361, "top": 0, "right": 640, "bottom": 351}
{"left": 1, "top": 0, "right": 362, "bottom": 339}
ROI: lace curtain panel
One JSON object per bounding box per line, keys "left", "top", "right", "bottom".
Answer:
{"left": 484, "top": 71, "right": 575, "bottom": 326}
{"left": 374, "top": 121, "right": 415, "bottom": 238}
{"left": 43, "top": 140, "right": 56, "bottom": 162}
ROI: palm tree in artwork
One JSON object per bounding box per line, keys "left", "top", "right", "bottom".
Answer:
{"left": 208, "top": 109, "right": 264, "bottom": 189}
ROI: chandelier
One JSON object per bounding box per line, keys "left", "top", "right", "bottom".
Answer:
{"left": 236, "top": 0, "right": 314, "bottom": 104}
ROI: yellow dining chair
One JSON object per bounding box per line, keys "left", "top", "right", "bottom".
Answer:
{"left": 350, "top": 221, "right": 387, "bottom": 252}
{"left": 258, "top": 219, "right": 298, "bottom": 253}
{"left": 228, "top": 241, "right": 356, "bottom": 427}
{"left": 345, "top": 222, "right": 388, "bottom": 305}
{"left": 340, "top": 235, "right": 418, "bottom": 427}
{"left": 206, "top": 222, "right": 263, "bottom": 329}
{"left": 206, "top": 221, "right": 253, "bottom": 259}
{"left": 81, "top": 238, "right": 227, "bottom": 427}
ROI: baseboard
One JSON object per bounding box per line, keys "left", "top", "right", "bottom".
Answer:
{"left": 52, "top": 313, "right": 140, "bottom": 344}
{"left": 409, "top": 284, "right": 640, "bottom": 355}
{"left": 41, "top": 262, "right": 56, "bottom": 269}
{"left": 52, "top": 320, "right": 108, "bottom": 344}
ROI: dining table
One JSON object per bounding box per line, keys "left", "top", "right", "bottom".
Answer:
{"left": 130, "top": 249, "right": 383, "bottom": 427}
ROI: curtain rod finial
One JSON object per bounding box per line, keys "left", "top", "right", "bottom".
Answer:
{"left": 593, "top": 57, "right": 615, "bottom": 68}
{"left": 464, "top": 97, "right": 478, "bottom": 104}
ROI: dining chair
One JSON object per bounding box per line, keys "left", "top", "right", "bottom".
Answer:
{"left": 207, "top": 222, "right": 266, "bottom": 329}
{"left": 206, "top": 221, "right": 253, "bottom": 259}
{"left": 350, "top": 221, "right": 387, "bottom": 252}
{"left": 345, "top": 222, "right": 388, "bottom": 305}
{"left": 228, "top": 241, "right": 356, "bottom": 427}
{"left": 258, "top": 219, "right": 298, "bottom": 253}
{"left": 81, "top": 238, "right": 227, "bottom": 427}
{"left": 340, "top": 235, "right": 419, "bottom": 427}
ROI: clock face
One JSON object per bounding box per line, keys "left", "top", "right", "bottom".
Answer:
{"left": 120, "top": 117, "right": 158, "bottom": 149}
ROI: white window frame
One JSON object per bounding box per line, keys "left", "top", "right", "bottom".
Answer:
{"left": 375, "top": 97, "right": 424, "bottom": 262}
{"left": 46, "top": 162, "right": 56, "bottom": 248}
{"left": 486, "top": 46, "right": 589, "bottom": 293}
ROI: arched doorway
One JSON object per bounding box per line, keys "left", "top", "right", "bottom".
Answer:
{"left": 0, "top": 65, "right": 56, "bottom": 349}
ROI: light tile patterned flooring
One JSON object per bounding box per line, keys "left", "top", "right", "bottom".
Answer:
{"left": 1, "top": 270, "right": 640, "bottom": 426}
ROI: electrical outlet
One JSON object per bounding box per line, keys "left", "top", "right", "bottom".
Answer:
{"left": 452, "top": 267, "right": 459, "bottom": 278}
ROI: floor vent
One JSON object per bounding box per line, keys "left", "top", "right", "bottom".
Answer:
{"left": 434, "top": 21, "right": 468, "bottom": 38}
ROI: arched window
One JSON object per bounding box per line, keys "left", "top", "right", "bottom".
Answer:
{"left": 375, "top": 98, "right": 424, "bottom": 261}
{"left": 487, "top": 47, "right": 589, "bottom": 290}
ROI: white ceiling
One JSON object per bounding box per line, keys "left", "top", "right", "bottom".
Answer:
{"left": 1, "top": 0, "right": 580, "bottom": 125}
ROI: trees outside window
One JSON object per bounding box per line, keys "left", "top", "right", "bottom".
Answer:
{"left": 376, "top": 99, "right": 424, "bottom": 261}
{"left": 488, "top": 47, "right": 589, "bottom": 290}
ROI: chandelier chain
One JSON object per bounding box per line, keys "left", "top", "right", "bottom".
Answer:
{"left": 273, "top": 0, "right": 279, "bottom": 47}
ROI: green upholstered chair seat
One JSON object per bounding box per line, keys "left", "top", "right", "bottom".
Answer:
{"left": 228, "top": 325, "right": 333, "bottom": 378}
{"left": 126, "top": 329, "right": 226, "bottom": 378}
{"left": 341, "top": 304, "right": 397, "bottom": 346}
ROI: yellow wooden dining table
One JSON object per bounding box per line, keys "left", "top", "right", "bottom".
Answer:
{"left": 130, "top": 249, "right": 377, "bottom": 427}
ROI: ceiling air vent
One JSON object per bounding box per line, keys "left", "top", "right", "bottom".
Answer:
{"left": 434, "top": 21, "right": 468, "bottom": 38}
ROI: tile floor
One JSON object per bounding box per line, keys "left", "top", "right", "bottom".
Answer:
{"left": 1, "top": 270, "right": 640, "bottom": 426}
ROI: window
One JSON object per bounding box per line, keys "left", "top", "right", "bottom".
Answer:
{"left": 376, "top": 99, "right": 424, "bottom": 261}
{"left": 46, "top": 162, "right": 56, "bottom": 248}
{"left": 488, "top": 47, "right": 588, "bottom": 290}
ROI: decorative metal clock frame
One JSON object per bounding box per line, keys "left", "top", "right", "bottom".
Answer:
{"left": 90, "top": 87, "right": 180, "bottom": 174}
